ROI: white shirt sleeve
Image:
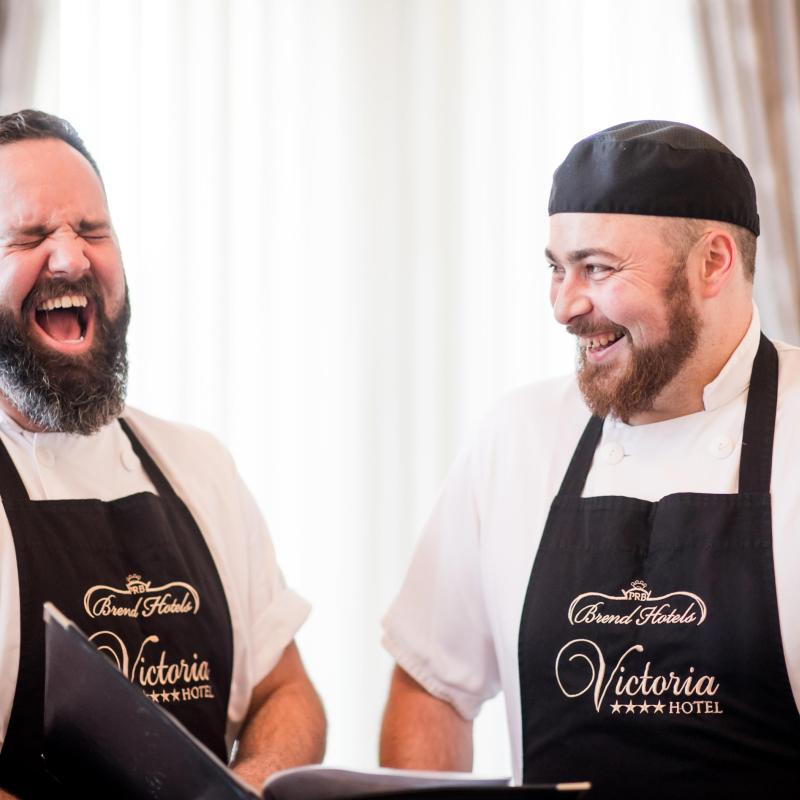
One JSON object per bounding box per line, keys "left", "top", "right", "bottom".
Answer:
{"left": 382, "top": 443, "right": 501, "bottom": 721}
{"left": 234, "top": 471, "right": 310, "bottom": 684}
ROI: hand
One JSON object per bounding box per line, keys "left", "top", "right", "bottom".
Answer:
{"left": 230, "top": 641, "right": 326, "bottom": 790}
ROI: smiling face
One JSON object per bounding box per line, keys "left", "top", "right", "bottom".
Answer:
{"left": 547, "top": 213, "right": 701, "bottom": 422}
{"left": 0, "top": 137, "right": 129, "bottom": 433}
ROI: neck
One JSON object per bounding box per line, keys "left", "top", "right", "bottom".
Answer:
{"left": 627, "top": 304, "right": 753, "bottom": 426}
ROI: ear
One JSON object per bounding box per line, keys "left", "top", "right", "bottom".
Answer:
{"left": 696, "top": 229, "right": 736, "bottom": 298}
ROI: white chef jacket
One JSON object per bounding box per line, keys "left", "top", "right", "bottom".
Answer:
{"left": 382, "top": 304, "right": 800, "bottom": 782}
{"left": 0, "top": 406, "right": 310, "bottom": 751}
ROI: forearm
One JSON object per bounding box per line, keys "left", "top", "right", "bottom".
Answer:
{"left": 380, "top": 666, "right": 473, "bottom": 772}
{"left": 230, "top": 645, "right": 326, "bottom": 790}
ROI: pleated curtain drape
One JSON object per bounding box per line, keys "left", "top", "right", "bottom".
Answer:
{"left": 696, "top": 0, "right": 800, "bottom": 342}
{"left": 0, "top": 0, "right": 46, "bottom": 113}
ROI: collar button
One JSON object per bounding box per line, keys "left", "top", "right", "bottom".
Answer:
{"left": 709, "top": 435, "right": 735, "bottom": 459}
{"left": 599, "top": 442, "right": 625, "bottom": 465}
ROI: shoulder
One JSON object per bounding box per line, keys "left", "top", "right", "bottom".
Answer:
{"left": 119, "top": 407, "right": 236, "bottom": 484}
{"left": 769, "top": 341, "right": 800, "bottom": 450}
{"left": 463, "top": 373, "right": 590, "bottom": 477}
{"left": 775, "top": 340, "right": 800, "bottom": 402}
{"left": 476, "top": 372, "right": 588, "bottom": 444}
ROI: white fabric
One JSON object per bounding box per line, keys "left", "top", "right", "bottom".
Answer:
{"left": 0, "top": 406, "right": 310, "bottom": 751}
{"left": 382, "top": 305, "right": 800, "bottom": 783}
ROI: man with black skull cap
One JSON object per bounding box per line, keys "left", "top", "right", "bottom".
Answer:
{"left": 0, "top": 110, "right": 325, "bottom": 798}
{"left": 380, "top": 121, "right": 800, "bottom": 796}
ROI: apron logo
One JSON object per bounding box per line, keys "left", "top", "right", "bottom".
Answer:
{"left": 555, "top": 638, "right": 723, "bottom": 717}
{"left": 83, "top": 573, "right": 201, "bottom": 619}
{"left": 89, "top": 629, "right": 215, "bottom": 705}
{"left": 567, "top": 580, "right": 707, "bottom": 626}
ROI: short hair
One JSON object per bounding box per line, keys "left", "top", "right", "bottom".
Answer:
{"left": 0, "top": 109, "right": 101, "bottom": 180}
{"left": 661, "top": 217, "right": 756, "bottom": 282}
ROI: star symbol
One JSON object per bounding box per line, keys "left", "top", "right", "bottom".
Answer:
{"left": 148, "top": 691, "right": 160, "bottom": 703}
{"left": 653, "top": 701, "right": 665, "bottom": 714}
{"left": 610, "top": 701, "right": 622, "bottom": 714}
{"left": 171, "top": 690, "right": 180, "bottom": 701}
{"left": 160, "top": 690, "right": 170, "bottom": 702}
{"left": 625, "top": 701, "right": 636, "bottom": 714}
{"left": 639, "top": 702, "right": 650, "bottom": 714}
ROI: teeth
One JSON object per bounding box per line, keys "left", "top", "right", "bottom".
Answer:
{"left": 579, "top": 331, "right": 623, "bottom": 350}
{"left": 36, "top": 294, "right": 89, "bottom": 312}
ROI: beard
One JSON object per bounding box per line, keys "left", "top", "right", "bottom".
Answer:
{"left": 573, "top": 264, "right": 700, "bottom": 423}
{"left": 0, "top": 275, "right": 130, "bottom": 435}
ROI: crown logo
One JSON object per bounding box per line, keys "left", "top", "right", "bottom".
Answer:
{"left": 126, "top": 574, "right": 150, "bottom": 594}
{"left": 623, "top": 579, "right": 651, "bottom": 601}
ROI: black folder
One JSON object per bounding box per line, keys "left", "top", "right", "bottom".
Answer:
{"left": 42, "top": 603, "right": 590, "bottom": 799}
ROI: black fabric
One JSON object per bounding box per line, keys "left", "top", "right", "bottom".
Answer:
{"left": 43, "top": 609, "right": 255, "bottom": 799}
{"left": 518, "top": 335, "right": 800, "bottom": 798}
{"left": 548, "top": 120, "right": 760, "bottom": 236}
{"left": 0, "top": 419, "right": 234, "bottom": 798}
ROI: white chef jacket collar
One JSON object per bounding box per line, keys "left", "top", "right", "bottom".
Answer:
{"left": 0, "top": 408, "right": 36, "bottom": 439}
{"left": 605, "top": 302, "right": 761, "bottom": 428}
{"left": 701, "top": 301, "right": 760, "bottom": 413}
{"left": 0, "top": 406, "right": 123, "bottom": 439}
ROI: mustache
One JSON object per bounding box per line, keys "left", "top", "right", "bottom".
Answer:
{"left": 22, "top": 275, "right": 102, "bottom": 316}
{"left": 566, "top": 318, "right": 628, "bottom": 338}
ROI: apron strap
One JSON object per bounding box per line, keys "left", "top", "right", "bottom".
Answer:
{"left": 556, "top": 333, "right": 778, "bottom": 498}
{"left": 0, "top": 417, "right": 181, "bottom": 502}
{"left": 738, "top": 333, "right": 778, "bottom": 494}
{"left": 0, "top": 418, "right": 185, "bottom": 504}
{"left": 0, "top": 430, "right": 33, "bottom": 503}
{"left": 556, "top": 414, "right": 604, "bottom": 498}
{"left": 118, "top": 417, "right": 180, "bottom": 501}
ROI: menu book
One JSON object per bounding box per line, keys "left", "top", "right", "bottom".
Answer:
{"left": 42, "top": 603, "right": 591, "bottom": 798}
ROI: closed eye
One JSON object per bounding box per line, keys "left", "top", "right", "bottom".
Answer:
{"left": 8, "top": 238, "right": 45, "bottom": 250}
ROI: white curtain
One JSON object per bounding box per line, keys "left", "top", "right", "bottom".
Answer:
{"left": 696, "top": 0, "right": 800, "bottom": 342}
{"left": 0, "top": 0, "right": 46, "bottom": 111}
{"left": 28, "top": 0, "right": 712, "bottom": 773}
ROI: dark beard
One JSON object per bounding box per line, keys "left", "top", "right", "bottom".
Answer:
{"left": 574, "top": 265, "right": 700, "bottom": 423}
{"left": 0, "top": 276, "right": 130, "bottom": 435}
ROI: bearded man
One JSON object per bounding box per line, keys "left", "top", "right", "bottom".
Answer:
{"left": 380, "top": 121, "right": 800, "bottom": 798}
{"left": 0, "top": 110, "right": 325, "bottom": 798}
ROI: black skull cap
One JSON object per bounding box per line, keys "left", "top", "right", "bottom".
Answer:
{"left": 548, "top": 120, "right": 759, "bottom": 236}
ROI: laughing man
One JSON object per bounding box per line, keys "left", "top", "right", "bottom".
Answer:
{"left": 0, "top": 110, "right": 325, "bottom": 797}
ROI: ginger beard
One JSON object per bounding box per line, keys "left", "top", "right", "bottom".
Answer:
{"left": 0, "top": 275, "right": 129, "bottom": 434}
{"left": 573, "top": 264, "right": 700, "bottom": 422}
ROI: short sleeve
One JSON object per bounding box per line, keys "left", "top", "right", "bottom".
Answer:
{"left": 235, "top": 473, "right": 310, "bottom": 684}
{"left": 382, "top": 445, "right": 500, "bottom": 720}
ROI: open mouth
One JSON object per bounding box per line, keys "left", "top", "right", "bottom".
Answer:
{"left": 578, "top": 329, "right": 626, "bottom": 356}
{"left": 33, "top": 293, "right": 93, "bottom": 346}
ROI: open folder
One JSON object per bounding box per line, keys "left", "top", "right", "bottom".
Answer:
{"left": 42, "top": 603, "right": 591, "bottom": 798}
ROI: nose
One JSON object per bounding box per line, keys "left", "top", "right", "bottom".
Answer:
{"left": 47, "top": 232, "right": 90, "bottom": 279}
{"left": 551, "top": 272, "right": 592, "bottom": 325}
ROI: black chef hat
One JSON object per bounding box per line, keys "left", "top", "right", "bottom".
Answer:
{"left": 548, "top": 120, "right": 759, "bottom": 236}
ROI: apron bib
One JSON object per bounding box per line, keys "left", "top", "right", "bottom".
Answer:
{"left": 0, "top": 418, "right": 233, "bottom": 797}
{"left": 518, "top": 334, "right": 800, "bottom": 798}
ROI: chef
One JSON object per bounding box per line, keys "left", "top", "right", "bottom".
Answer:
{"left": 0, "top": 110, "right": 325, "bottom": 798}
{"left": 380, "top": 121, "right": 800, "bottom": 797}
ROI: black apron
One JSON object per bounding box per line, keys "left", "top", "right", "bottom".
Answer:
{"left": 519, "top": 334, "right": 800, "bottom": 798}
{"left": 0, "top": 418, "right": 234, "bottom": 797}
